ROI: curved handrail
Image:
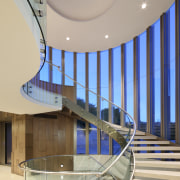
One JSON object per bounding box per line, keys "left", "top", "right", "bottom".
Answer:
{"left": 18, "top": 0, "right": 136, "bottom": 178}
{"left": 19, "top": 59, "right": 136, "bottom": 178}
{"left": 26, "top": 0, "right": 46, "bottom": 74}
{"left": 130, "top": 150, "right": 136, "bottom": 180}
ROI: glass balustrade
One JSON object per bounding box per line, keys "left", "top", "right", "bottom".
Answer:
{"left": 26, "top": 0, "right": 47, "bottom": 71}
{"left": 19, "top": 1, "right": 136, "bottom": 179}
{"left": 20, "top": 60, "right": 136, "bottom": 179}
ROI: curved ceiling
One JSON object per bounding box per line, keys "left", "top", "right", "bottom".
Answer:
{"left": 47, "top": 0, "right": 174, "bottom": 52}
{"left": 0, "top": 0, "right": 57, "bottom": 114}
{"left": 48, "top": 0, "right": 115, "bottom": 21}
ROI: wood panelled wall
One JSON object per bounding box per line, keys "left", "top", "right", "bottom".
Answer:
{"left": 11, "top": 112, "right": 74, "bottom": 176}
{"left": 11, "top": 115, "right": 26, "bottom": 175}
{"left": 0, "top": 112, "right": 14, "bottom": 165}
{"left": 32, "top": 114, "right": 74, "bottom": 158}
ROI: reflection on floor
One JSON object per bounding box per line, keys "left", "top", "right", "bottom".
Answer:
{"left": 0, "top": 165, "right": 23, "bottom": 180}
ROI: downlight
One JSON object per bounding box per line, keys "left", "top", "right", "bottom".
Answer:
{"left": 141, "top": 2, "right": 147, "bottom": 9}
{"left": 105, "top": 34, "right": 109, "bottom": 39}
{"left": 66, "top": 37, "right": 70, "bottom": 40}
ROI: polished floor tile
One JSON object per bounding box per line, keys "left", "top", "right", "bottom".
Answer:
{"left": 0, "top": 165, "right": 24, "bottom": 180}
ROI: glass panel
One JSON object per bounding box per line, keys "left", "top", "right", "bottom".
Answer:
{"left": 100, "top": 131, "right": 109, "bottom": 154}
{"left": 65, "top": 51, "right": 74, "bottom": 86}
{"left": 100, "top": 50, "right": 109, "bottom": 155}
{"left": 169, "top": 4, "right": 175, "bottom": 142}
{"left": 77, "top": 120, "right": 86, "bottom": 154}
{"left": 77, "top": 53, "right": 86, "bottom": 108}
{"left": 112, "top": 46, "right": 121, "bottom": 107}
{"left": 112, "top": 139, "right": 121, "bottom": 155}
{"left": 152, "top": 19, "right": 161, "bottom": 136}
{"left": 40, "top": 46, "right": 49, "bottom": 82}
{"left": 89, "top": 124, "right": 97, "bottom": 154}
{"left": 52, "top": 48, "right": 61, "bottom": 84}
{"left": 139, "top": 31, "right": 147, "bottom": 132}
{"left": 100, "top": 50, "right": 109, "bottom": 121}
{"left": 89, "top": 52, "right": 97, "bottom": 116}
{"left": 112, "top": 46, "right": 121, "bottom": 125}
{"left": 125, "top": 40, "right": 134, "bottom": 118}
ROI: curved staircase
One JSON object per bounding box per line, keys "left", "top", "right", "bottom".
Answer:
{"left": 16, "top": 0, "right": 180, "bottom": 180}
{"left": 102, "top": 123, "right": 180, "bottom": 179}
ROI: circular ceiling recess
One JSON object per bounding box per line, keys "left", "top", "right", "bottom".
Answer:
{"left": 47, "top": 0, "right": 175, "bottom": 52}
{"left": 47, "top": 0, "right": 115, "bottom": 21}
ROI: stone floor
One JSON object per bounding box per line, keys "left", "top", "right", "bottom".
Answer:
{"left": 0, "top": 165, "right": 23, "bottom": 180}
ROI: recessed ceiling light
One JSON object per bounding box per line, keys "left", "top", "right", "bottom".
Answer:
{"left": 66, "top": 37, "right": 70, "bottom": 41}
{"left": 141, "top": 2, "right": 147, "bottom": 9}
{"left": 105, "top": 35, "right": 109, "bottom": 39}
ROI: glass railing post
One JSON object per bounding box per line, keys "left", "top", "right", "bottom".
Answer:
{"left": 44, "top": 158, "right": 47, "bottom": 180}
{"left": 24, "top": 163, "right": 26, "bottom": 180}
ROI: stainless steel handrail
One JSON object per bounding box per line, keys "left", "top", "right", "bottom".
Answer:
{"left": 130, "top": 150, "right": 136, "bottom": 180}
{"left": 19, "top": 60, "right": 136, "bottom": 177}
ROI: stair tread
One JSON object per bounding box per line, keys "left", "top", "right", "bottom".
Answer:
{"left": 132, "top": 146, "right": 180, "bottom": 151}
{"left": 135, "top": 160, "right": 180, "bottom": 168}
{"left": 132, "top": 141, "right": 170, "bottom": 145}
{"left": 135, "top": 153, "right": 180, "bottom": 159}
{"left": 133, "top": 136, "right": 157, "bottom": 140}
{"left": 136, "top": 160, "right": 180, "bottom": 164}
{"left": 135, "top": 169, "right": 180, "bottom": 176}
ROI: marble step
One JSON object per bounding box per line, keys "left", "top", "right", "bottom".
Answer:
{"left": 133, "top": 136, "right": 157, "bottom": 140}
{"left": 135, "top": 160, "right": 180, "bottom": 168}
{"left": 134, "top": 169, "right": 180, "bottom": 180}
{"left": 132, "top": 141, "right": 170, "bottom": 145}
{"left": 134, "top": 153, "right": 180, "bottom": 159}
{"left": 131, "top": 146, "right": 180, "bottom": 151}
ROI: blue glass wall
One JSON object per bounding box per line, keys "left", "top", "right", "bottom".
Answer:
{"left": 168, "top": 4, "right": 175, "bottom": 141}
{"left": 152, "top": 19, "right": 161, "bottom": 136}
{"left": 77, "top": 120, "right": 86, "bottom": 154}
{"left": 88, "top": 52, "right": 98, "bottom": 154}
{"left": 76, "top": 53, "right": 86, "bottom": 108}
{"left": 39, "top": 1, "right": 178, "bottom": 153}
{"left": 52, "top": 48, "right": 61, "bottom": 84}
{"left": 112, "top": 46, "right": 121, "bottom": 126}
{"left": 100, "top": 50, "right": 109, "bottom": 154}
{"left": 65, "top": 51, "right": 74, "bottom": 86}
{"left": 40, "top": 46, "right": 49, "bottom": 82}
{"left": 88, "top": 52, "right": 97, "bottom": 116}
{"left": 125, "top": 40, "right": 134, "bottom": 118}
{"left": 139, "top": 31, "right": 147, "bottom": 132}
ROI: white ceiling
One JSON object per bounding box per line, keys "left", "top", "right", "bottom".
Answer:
{"left": 0, "top": 0, "right": 58, "bottom": 114}
{"left": 47, "top": 0, "right": 174, "bottom": 52}
{"left": 0, "top": 0, "right": 175, "bottom": 115}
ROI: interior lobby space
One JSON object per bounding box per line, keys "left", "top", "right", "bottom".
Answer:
{"left": 1, "top": 0, "right": 180, "bottom": 179}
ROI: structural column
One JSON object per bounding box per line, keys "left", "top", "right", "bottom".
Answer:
{"left": 49, "top": 46, "right": 52, "bottom": 83}
{"left": 85, "top": 52, "right": 89, "bottom": 154}
{"left": 160, "top": 13, "right": 170, "bottom": 139}
{"left": 133, "top": 37, "right": 140, "bottom": 130}
{"left": 121, "top": 44, "right": 125, "bottom": 127}
{"left": 147, "top": 27, "right": 155, "bottom": 134}
{"left": 175, "top": 0, "right": 180, "bottom": 144}
{"left": 74, "top": 52, "right": 77, "bottom": 154}
{"left": 97, "top": 51, "right": 101, "bottom": 154}
{"left": 61, "top": 50, "right": 65, "bottom": 85}
{"left": 148, "top": 27, "right": 155, "bottom": 135}
{"left": 109, "top": 48, "right": 113, "bottom": 155}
